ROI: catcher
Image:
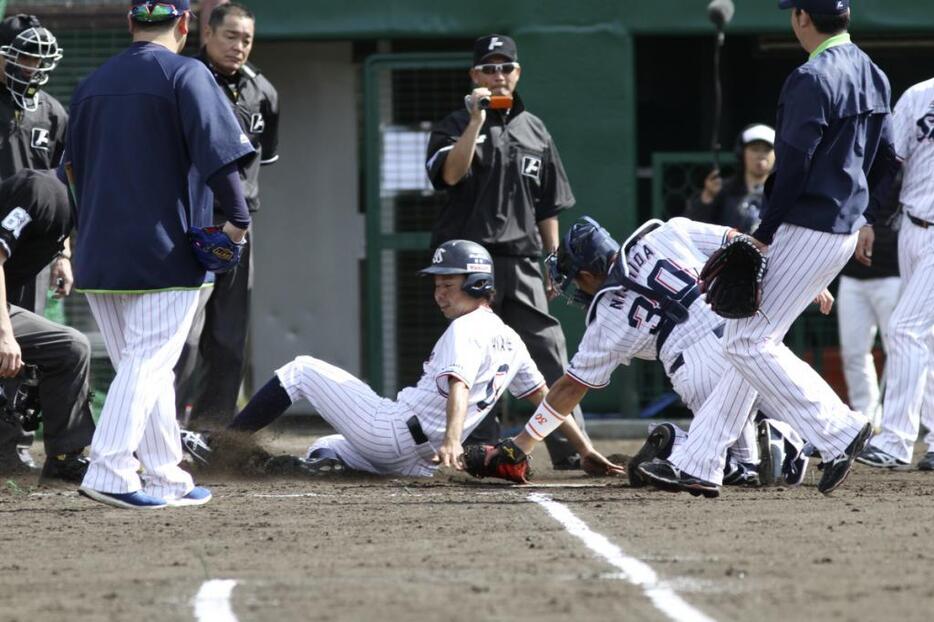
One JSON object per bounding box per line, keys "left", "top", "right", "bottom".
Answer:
{"left": 497, "top": 216, "right": 825, "bottom": 497}
{"left": 182, "top": 239, "right": 622, "bottom": 483}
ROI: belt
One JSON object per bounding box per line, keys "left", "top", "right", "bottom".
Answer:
{"left": 406, "top": 415, "right": 429, "bottom": 445}
{"left": 907, "top": 212, "right": 934, "bottom": 229}
{"left": 667, "top": 324, "right": 725, "bottom": 376}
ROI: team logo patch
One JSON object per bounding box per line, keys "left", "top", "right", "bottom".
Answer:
{"left": 488, "top": 36, "right": 504, "bottom": 51}
{"left": 466, "top": 263, "right": 491, "bottom": 273}
{"left": 249, "top": 113, "right": 265, "bottom": 134}
{"left": 1, "top": 207, "right": 32, "bottom": 238}
{"left": 521, "top": 155, "right": 542, "bottom": 181}
{"left": 431, "top": 247, "right": 445, "bottom": 264}
{"left": 31, "top": 128, "right": 50, "bottom": 150}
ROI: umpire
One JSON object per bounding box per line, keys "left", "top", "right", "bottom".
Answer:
{"left": 426, "top": 35, "right": 585, "bottom": 469}
{"left": 0, "top": 14, "right": 69, "bottom": 311}
{"left": 175, "top": 2, "right": 280, "bottom": 425}
{"left": 0, "top": 170, "right": 94, "bottom": 483}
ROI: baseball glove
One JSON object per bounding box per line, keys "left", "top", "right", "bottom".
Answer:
{"left": 698, "top": 235, "right": 768, "bottom": 319}
{"left": 188, "top": 226, "right": 244, "bottom": 273}
{"left": 463, "top": 439, "right": 531, "bottom": 484}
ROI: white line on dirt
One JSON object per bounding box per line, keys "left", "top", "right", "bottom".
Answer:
{"left": 251, "top": 493, "right": 320, "bottom": 498}
{"left": 193, "top": 579, "right": 238, "bottom": 622}
{"left": 528, "top": 493, "right": 716, "bottom": 622}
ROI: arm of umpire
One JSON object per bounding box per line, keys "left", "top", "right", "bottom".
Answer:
{"left": 0, "top": 250, "right": 23, "bottom": 378}
{"left": 513, "top": 376, "right": 624, "bottom": 475}
{"left": 208, "top": 162, "right": 251, "bottom": 242}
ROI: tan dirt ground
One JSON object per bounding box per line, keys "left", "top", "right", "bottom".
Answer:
{"left": 1, "top": 433, "right": 933, "bottom": 622}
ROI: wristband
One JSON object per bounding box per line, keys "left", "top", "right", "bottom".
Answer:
{"left": 524, "top": 399, "right": 567, "bottom": 441}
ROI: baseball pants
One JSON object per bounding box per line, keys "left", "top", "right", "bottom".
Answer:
{"left": 670, "top": 225, "right": 869, "bottom": 484}
{"left": 82, "top": 291, "right": 199, "bottom": 498}
{"left": 474, "top": 255, "right": 585, "bottom": 465}
{"left": 837, "top": 275, "right": 900, "bottom": 420}
{"left": 175, "top": 230, "right": 253, "bottom": 424}
{"left": 868, "top": 216, "right": 934, "bottom": 462}
{"left": 275, "top": 356, "right": 435, "bottom": 477}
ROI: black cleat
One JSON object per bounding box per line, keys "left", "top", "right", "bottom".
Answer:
{"left": 917, "top": 452, "right": 934, "bottom": 472}
{"left": 180, "top": 429, "right": 213, "bottom": 466}
{"left": 818, "top": 423, "right": 872, "bottom": 494}
{"left": 855, "top": 445, "right": 907, "bottom": 469}
{"left": 637, "top": 458, "right": 720, "bottom": 498}
{"left": 628, "top": 423, "right": 676, "bottom": 488}
{"left": 40, "top": 451, "right": 89, "bottom": 484}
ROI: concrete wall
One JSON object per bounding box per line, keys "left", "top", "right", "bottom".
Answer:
{"left": 248, "top": 41, "right": 363, "bottom": 413}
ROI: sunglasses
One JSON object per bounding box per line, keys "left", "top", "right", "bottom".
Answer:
{"left": 474, "top": 62, "right": 519, "bottom": 75}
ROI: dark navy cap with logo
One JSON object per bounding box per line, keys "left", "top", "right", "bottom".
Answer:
{"left": 778, "top": 0, "right": 849, "bottom": 14}
{"left": 473, "top": 34, "right": 518, "bottom": 65}
{"left": 129, "top": 0, "right": 191, "bottom": 23}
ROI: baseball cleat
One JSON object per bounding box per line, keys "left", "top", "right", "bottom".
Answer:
{"left": 180, "top": 429, "right": 213, "bottom": 466}
{"left": 757, "top": 419, "right": 785, "bottom": 486}
{"left": 818, "top": 423, "right": 873, "bottom": 494}
{"left": 40, "top": 451, "right": 89, "bottom": 485}
{"left": 917, "top": 452, "right": 934, "bottom": 471}
{"left": 637, "top": 458, "right": 720, "bottom": 498}
{"left": 78, "top": 487, "right": 167, "bottom": 509}
{"left": 627, "top": 422, "right": 676, "bottom": 488}
{"left": 167, "top": 486, "right": 213, "bottom": 507}
{"left": 855, "top": 445, "right": 908, "bottom": 469}
{"left": 722, "top": 454, "right": 760, "bottom": 487}
{"left": 782, "top": 443, "right": 809, "bottom": 487}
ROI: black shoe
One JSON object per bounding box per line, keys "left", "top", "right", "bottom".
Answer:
{"left": 637, "top": 458, "right": 720, "bottom": 498}
{"left": 722, "top": 458, "right": 760, "bottom": 487}
{"left": 918, "top": 452, "right": 934, "bottom": 472}
{"left": 628, "top": 423, "right": 676, "bottom": 487}
{"left": 817, "top": 423, "right": 872, "bottom": 495}
{"left": 180, "top": 429, "right": 213, "bottom": 466}
{"left": 40, "top": 451, "right": 89, "bottom": 484}
{"left": 855, "top": 445, "right": 907, "bottom": 468}
{"left": 551, "top": 454, "right": 582, "bottom": 471}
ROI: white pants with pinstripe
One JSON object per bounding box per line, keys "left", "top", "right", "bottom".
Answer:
{"left": 82, "top": 291, "right": 199, "bottom": 498}
{"left": 671, "top": 225, "right": 869, "bottom": 484}
{"left": 869, "top": 216, "right": 934, "bottom": 462}
{"left": 275, "top": 356, "right": 436, "bottom": 477}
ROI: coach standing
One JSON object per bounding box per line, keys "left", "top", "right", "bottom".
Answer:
{"left": 425, "top": 35, "right": 585, "bottom": 469}
{"left": 62, "top": 0, "right": 253, "bottom": 509}
{"left": 175, "top": 2, "right": 280, "bottom": 426}
{"left": 665, "top": 0, "right": 899, "bottom": 494}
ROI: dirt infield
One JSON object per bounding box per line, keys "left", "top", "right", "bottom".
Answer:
{"left": 2, "top": 435, "right": 933, "bottom": 622}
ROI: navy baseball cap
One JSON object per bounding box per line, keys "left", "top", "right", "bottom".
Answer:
{"left": 473, "top": 35, "right": 518, "bottom": 65}
{"left": 778, "top": 0, "right": 849, "bottom": 14}
{"left": 129, "top": 0, "right": 191, "bottom": 23}
{"left": 0, "top": 14, "right": 42, "bottom": 46}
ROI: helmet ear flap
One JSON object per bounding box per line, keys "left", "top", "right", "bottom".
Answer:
{"left": 462, "top": 273, "right": 494, "bottom": 298}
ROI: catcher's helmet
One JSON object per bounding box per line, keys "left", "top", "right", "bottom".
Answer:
{"left": 419, "top": 240, "right": 495, "bottom": 299}
{"left": 546, "top": 216, "right": 619, "bottom": 306}
{"left": 0, "top": 15, "right": 62, "bottom": 111}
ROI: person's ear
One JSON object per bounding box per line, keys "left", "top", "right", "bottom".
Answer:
{"left": 178, "top": 12, "right": 191, "bottom": 36}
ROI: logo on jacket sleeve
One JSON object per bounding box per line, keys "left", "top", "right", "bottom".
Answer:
{"left": 249, "top": 113, "right": 265, "bottom": 134}
{"left": 521, "top": 155, "right": 542, "bottom": 181}
{"left": 31, "top": 128, "right": 50, "bottom": 150}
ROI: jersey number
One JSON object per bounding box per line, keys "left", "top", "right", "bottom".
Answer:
{"left": 1, "top": 207, "right": 32, "bottom": 239}
{"left": 626, "top": 259, "right": 695, "bottom": 333}
{"left": 478, "top": 364, "right": 510, "bottom": 411}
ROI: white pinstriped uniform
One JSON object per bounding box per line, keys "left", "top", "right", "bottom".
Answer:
{"left": 670, "top": 224, "right": 868, "bottom": 484}
{"left": 82, "top": 291, "right": 200, "bottom": 498}
{"left": 566, "top": 218, "right": 764, "bottom": 464}
{"left": 276, "top": 307, "right": 545, "bottom": 476}
{"left": 868, "top": 78, "right": 934, "bottom": 462}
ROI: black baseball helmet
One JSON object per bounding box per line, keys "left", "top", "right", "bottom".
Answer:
{"left": 0, "top": 15, "right": 62, "bottom": 111}
{"left": 419, "top": 240, "right": 495, "bottom": 299}
{"left": 546, "top": 216, "right": 619, "bottom": 306}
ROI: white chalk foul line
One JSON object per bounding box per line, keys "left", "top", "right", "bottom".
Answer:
{"left": 528, "top": 493, "right": 716, "bottom": 622}
{"left": 193, "top": 579, "right": 238, "bottom": 622}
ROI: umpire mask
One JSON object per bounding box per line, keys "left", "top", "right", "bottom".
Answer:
{"left": 0, "top": 24, "right": 63, "bottom": 111}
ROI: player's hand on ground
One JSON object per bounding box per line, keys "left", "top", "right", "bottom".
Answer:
{"left": 0, "top": 331, "right": 22, "bottom": 378}
{"left": 433, "top": 438, "right": 465, "bottom": 470}
{"left": 855, "top": 225, "right": 874, "bottom": 266}
{"left": 700, "top": 169, "right": 722, "bottom": 204}
{"left": 50, "top": 256, "right": 73, "bottom": 298}
{"left": 813, "top": 288, "right": 834, "bottom": 315}
{"left": 580, "top": 448, "right": 626, "bottom": 477}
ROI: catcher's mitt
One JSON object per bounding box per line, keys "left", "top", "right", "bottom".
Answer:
{"left": 698, "top": 235, "right": 767, "bottom": 319}
{"left": 188, "top": 226, "right": 244, "bottom": 273}
{"left": 463, "top": 439, "right": 531, "bottom": 484}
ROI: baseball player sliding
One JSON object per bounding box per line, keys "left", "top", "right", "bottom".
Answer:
{"left": 185, "top": 240, "right": 620, "bottom": 478}
{"left": 500, "top": 216, "right": 809, "bottom": 497}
